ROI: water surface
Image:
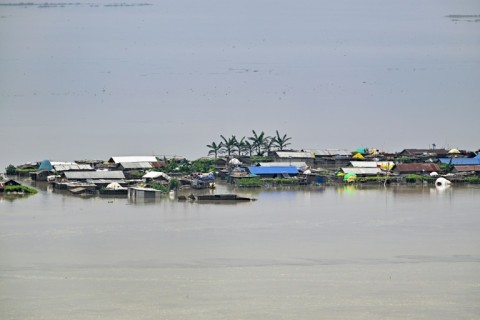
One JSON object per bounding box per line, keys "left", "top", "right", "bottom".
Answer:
{"left": 1, "top": 184, "right": 479, "bottom": 319}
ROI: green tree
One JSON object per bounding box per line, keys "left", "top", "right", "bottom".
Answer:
{"left": 5, "top": 164, "right": 16, "bottom": 176}
{"left": 273, "top": 130, "right": 292, "bottom": 150}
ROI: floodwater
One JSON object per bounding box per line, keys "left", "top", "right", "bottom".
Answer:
{"left": 1, "top": 183, "right": 479, "bottom": 319}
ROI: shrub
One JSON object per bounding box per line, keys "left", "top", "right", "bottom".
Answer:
{"left": 5, "top": 164, "right": 16, "bottom": 175}
{"left": 147, "top": 182, "right": 169, "bottom": 193}
{"left": 4, "top": 185, "right": 38, "bottom": 194}
{"left": 169, "top": 178, "right": 180, "bottom": 190}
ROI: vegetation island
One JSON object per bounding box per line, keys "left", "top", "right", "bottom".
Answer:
{"left": 2, "top": 130, "right": 480, "bottom": 198}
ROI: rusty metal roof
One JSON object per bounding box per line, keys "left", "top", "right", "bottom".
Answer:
{"left": 394, "top": 163, "right": 440, "bottom": 172}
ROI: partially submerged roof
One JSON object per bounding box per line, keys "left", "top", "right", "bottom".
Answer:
{"left": 247, "top": 166, "right": 299, "bottom": 175}
{"left": 62, "top": 171, "right": 125, "bottom": 180}
{"left": 108, "top": 156, "right": 158, "bottom": 164}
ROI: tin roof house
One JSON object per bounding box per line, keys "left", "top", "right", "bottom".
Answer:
{"left": 60, "top": 171, "right": 125, "bottom": 182}
{"left": 271, "top": 151, "right": 315, "bottom": 167}
{"left": 398, "top": 149, "right": 449, "bottom": 158}
{"left": 108, "top": 156, "right": 158, "bottom": 164}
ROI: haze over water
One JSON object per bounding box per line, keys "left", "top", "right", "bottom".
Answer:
{"left": 1, "top": 2, "right": 480, "bottom": 318}
{"left": 1, "top": 183, "right": 480, "bottom": 319}
{"left": 1, "top": 0, "right": 480, "bottom": 170}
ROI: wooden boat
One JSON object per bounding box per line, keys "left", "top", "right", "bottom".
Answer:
{"left": 179, "top": 194, "right": 255, "bottom": 202}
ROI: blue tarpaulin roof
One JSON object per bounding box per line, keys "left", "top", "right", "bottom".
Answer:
{"left": 247, "top": 166, "right": 299, "bottom": 175}
{"left": 439, "top": 154, "right": 480, "bottom": 166}
{"left": 38, "top": 159, "right": 53, "bottom": 171}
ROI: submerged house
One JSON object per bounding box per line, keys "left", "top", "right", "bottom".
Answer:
{"left": 257, "top": 161, "right": 308, "bottom": 171}
{"left": 60, "top": 171, "right": 125, "bottom": 182}
{"left": 341, "top": 167, "right": 384, "bottom": 176}
{"left": 247, "top": 166, "right": 299, "bottom": 178}
{"left": 32, "top": 160, "right": 94, "bottom": 181}
{"left": 0, "top": 179, "right": 21, "bottom": 192}
{"left": 306, "top": 149, "right": 351, "bottom": 170}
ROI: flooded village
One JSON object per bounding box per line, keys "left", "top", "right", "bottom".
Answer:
{"left": 2, "top": 132, "right": 480, "bottom": 199}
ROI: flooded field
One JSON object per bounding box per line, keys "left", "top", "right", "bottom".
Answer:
{"left": 1, "top": 184, "right": 479, "bottom": 319}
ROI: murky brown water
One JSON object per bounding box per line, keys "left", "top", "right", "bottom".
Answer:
{"left": 1, "top": 183, "right": 479, "bottom": 319}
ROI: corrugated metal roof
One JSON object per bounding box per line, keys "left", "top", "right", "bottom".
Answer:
{"left": 247, "top": 166, "right": 299, "bottom": 175}
{"left": 453, "top": 165, "right": 480, "bottom": 172}
{"left": 394, "top": 163, "right": 440, "bottom": 172}
{"left": 274, "top": 151, "right": 315, "bottom": 159}
{"left": 109, "top": 156, "right": 158, "bottom": 164}
{"left": 259, "top": 162, "right": 307, "bottom": 169}
{"left": 143, "top": 171, "right": 171, "bottom": 181}
{"left": 341, "top": 168, "right": 383, "bottom": 175}
{"left": 53, "top": 164, "right": 93, "bottom": 172}
{"left": 63, "top": 171, "right": 125, "bottom": 180}
{"left": 307, "top": 149, "right": 351, "bottom": 157}
{"left": 119, "top": 162, "right": 153, "bottom": 169}
{"left": 399, "top": 149, "right": 449, "bottom": 156}
{"left": 350, "top": 161, "right": 394, "bottom": 168}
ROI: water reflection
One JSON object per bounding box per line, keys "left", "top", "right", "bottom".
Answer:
{"left": 0, "top": 193, "right": 35, "bottom": 203}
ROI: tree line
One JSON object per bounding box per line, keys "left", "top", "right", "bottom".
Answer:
{"left": 206, "top": 130, "right": 292, "bottom": 159}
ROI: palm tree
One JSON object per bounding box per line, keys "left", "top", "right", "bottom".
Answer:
{"left": 273, "top": 130, "right": 292, "bottom": 150}
{"left": 206, "top": 141, "right": 222, "bottom": 160}
{"left": 248, "top": 130, "right": 267, "bottom": 156}
{"left": 220, "top": 135, "right": 237, "bottom": 158}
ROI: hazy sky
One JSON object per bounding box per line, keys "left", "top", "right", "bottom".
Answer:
{"left": 1, "top": 0, "right": 479, "bottom": 169}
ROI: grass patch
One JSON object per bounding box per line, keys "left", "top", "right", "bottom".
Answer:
{"left": 262, "top": 178, "right": 301, "bottom": 185}
{"left": 464, "top": 176, "right": 480, "bottom": 184}
{"left": 235, "top": 177, "right": 262, "bottom": 187}
{"left": 404, "top": 174, "right": 434, "bottom": 183}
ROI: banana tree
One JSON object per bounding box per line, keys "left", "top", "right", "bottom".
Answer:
{"left": 273, "top": 130, "right": 292, "bottom": 150}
